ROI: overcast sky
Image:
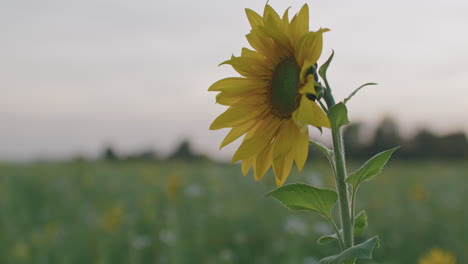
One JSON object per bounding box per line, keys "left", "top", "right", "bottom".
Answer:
{"left": 1, "top": 0, "right": 467, "bottom": 161}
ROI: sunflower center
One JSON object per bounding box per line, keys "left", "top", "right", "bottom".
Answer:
{"left": 269, "top": 57, "right": 301, "bottom": 118}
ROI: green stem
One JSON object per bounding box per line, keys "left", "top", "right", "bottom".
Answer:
{"left": 323, "top": 86, "right": 335, "bottom": 109}
{"left": 319, "top": 100, "right": 328, "bottom": 113}
{"left": 326, "top": 216, "right": 345, "bottom": 250}
{"left": 321, "top": 67, "right": 354, "bottom": 263}
{"left": 323, "top": 83, "right": 353, "bottom": 250}
{"left": 331, "top": 127, "right": 353, "bottom": 249}
{"left": 350, "top": 186, "right": 358, "bottom": 233}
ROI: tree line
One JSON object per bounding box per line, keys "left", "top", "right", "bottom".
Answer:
{"left": 340, "top": 117, "right": 468, "bottom": 161}
{"left": 100, "top": 140, "right": 207, "bottom": 162}
{"left": 98, "top": 116, "right": 468, "bottom": 162}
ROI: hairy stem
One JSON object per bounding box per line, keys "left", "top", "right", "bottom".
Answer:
{"left": 323, "top": 86, "right": 335, "bottom": 109}
{"left": 326, "top": 216, "right": 345, "bottom": 250}
{"left": 323, "top": 81, "right": 354, "bottom": 263}
{"left": 350, "top": 186, "right": 358, "bottom": 235}
{"left": 332, "top": 127, "right": 353, "bottom": 249}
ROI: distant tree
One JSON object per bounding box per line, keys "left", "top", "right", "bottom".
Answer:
{"left": 339, "top": 116, "right": 468, "bottom": 161}
{"left": 409, "top": 129, "right": 439, "bottom": 159}
{"left": 72, "top": 155, "right": 88, "bottom": 163}
{"left": 136, "top": 150, "right": 158, "bottom": 161}
{"left": 343, "top": 122, "right": 367, "bottom": 159}
{"left": 168, "top": 140, "right": 203, "bottom": 161}
{"left": 125, "top": 149, "right": 158, "bottom": 161}
{"left": 368, "top": 116, "right": 402, "bottom": 156}
{"left": 102, "top": 146, "right": 119, "bottom": 161}
{"left": 439, "top": 132, "right": 468, "bottom": 159}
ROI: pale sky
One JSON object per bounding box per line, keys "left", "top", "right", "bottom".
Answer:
{"left": 1, "top": 0, "right": 467, "bottom": 161}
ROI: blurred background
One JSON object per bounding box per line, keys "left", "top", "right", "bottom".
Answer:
{"left": 1, "top": 0, "right": 467, "bottom": 263}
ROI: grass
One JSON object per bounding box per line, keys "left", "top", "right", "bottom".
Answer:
{"left": 0, "top": 159, "right": 466, "bottom": 263}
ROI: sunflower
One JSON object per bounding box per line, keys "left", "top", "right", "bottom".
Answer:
{"left": 209, "top": 4, "right": 330, "bottom": 186}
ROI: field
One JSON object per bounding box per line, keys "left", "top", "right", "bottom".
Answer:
{"left": 0, "top": 160, "right": 466, "bottom": 263}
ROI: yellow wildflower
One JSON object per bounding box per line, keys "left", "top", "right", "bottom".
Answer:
{"left": 166, "top": 173, "right": 182, "bottom": 200}
{"left": 45, "top": 222, "right": 58, "bottom": 242}
{"left": 409, "top": 183, "right": 428, "bottom": 202}
{"left": 419, "top": 248, "right": 456, "bottom": 264}
{"left": 100, "top": 204, "right": 124, "bottom": 233}
{"left": 12, "top": 242, "right": 29, "bottom": 261}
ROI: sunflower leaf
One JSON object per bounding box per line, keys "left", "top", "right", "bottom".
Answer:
{"left": 327, "top": 102, "right": 349, "bottom": 131}
{"left": 317, "top": 210, "right": 368, "bottom": 245}
{"left": 317, "top": 230, "right": 343, "bottom": 245}
{"left": 343, "top": 83, "right": 378, "bottom": 104}
{"left": 353, "top": 210, "right": 369, "bottom": 237}
{"left": 314, "top": 83, "right": 325, "bottom": 100}
{"left": 309, "top": 140, "right": 334, "bottom": 166}
{"left": 265, "top": 183, "right": 337, "bottom": 219}
{"left": 319, "top": 236, "right": 380, "bottom": 264}
{"left": 318, "top": 50, "right": 334, "bottom": 88}
{"left": 346, "top": 147, "right": 399, "bottom": 190}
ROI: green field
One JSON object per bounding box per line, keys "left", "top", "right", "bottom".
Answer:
{"left": 0, "top": 160, "right": 466, "bottom": 263}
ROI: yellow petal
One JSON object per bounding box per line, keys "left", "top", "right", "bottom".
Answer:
{"left": 281, "top": 7, "right": 290, "bottom": 26}
{"left": 253, "top": 143, "right": 274, "bottom": 181}
{"left": 209, "top": 77, "right": 261, "bottom": 92}
{"left": 210, "top": 104, "right": 266, "bottom": 130}
{"left": 241, "top": 156, "right": 255, "bottom": 176}
{"left": 232, "top": 135, "right": 267, "bottom": 163}
{"left": 293, "top": 127, "right": 309, "bottom": 172}
{"left": 231, "top": 118, "right": 281, "bottom": 162}
{"left": 220, "top": 119, "right": 257, "bottom": 149}
{"left": 263, "top": 5, "right": 281, "bottom": 27}
{"left": 221, "top": 55, "right": 271, "bottom": 78}
{"left": 246, "top": 32, "right": 275, "bottom": 58}
{"left": 299, "top": 75, "right": 316, "bottom": 95}
{"left": 241, "top": 48, "right": 272, "bottom": 71}
{"left": 245, "top": 8, "right": 263, "bottom": 28}
{"left": 295, "top": 28, "right": 329, "bottom": 67}
{"left": 232, "top": 95, "right": 268, "bottom": 107}
{"left": 258, "top": 19, "right": 293, "bottom": 53}
{"left": 289, "top": 4, "right": 309, "bottom": 47}
{"left": 215, "top": 93, "right": 241, "bottom": 106}
{"left": 273, "top": 151, "right": 294, "bottom": 186}
{"left": 293, "top": 96, "right": 331, "bottom": 128}
{"left": 216, "top": 92, "right": 265, "bottom": 106}
{"left": 241, "top": 47, "right": 263, "bottom": 60}
{"left": 272, "top": 120, "right": 295, "bottom": 159}
{"left": 299, "top": 60, "right": 315, "bottom": 85}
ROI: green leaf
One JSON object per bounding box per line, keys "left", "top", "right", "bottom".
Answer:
{"left": 343, "top": 83, "right": 378, "bottom": 104}
{"left": 346, "top": 147, "right": 399, "bottom": 189}
{"left": 317, "top": 211, "right": 368, "bottom": 245}
{"left": 314, "top": 83, "right": 325, "bottom": 100}
{"left": 353, "top": 210, "right": 368, "bottom": 237}
{"left": 265, "top": 183, "right": 338, "bottom": 218}
{"left": 309, "top": 140, "right": 334, "bottom": 164}
{"left": 317, "top": 230, "right": 342, "bottom": 245}
{"left": 319, "top": 50, "right": 335, "bottom": 87}
{"left": 327, "top": 102, "right": 349, "bottom": 131}
{"left": 320, "top": 236, "right": 380, "bottom": 264}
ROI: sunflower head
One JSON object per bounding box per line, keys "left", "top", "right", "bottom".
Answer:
{"left": 209, "top": 4, "right": 330, "bottom": 186}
